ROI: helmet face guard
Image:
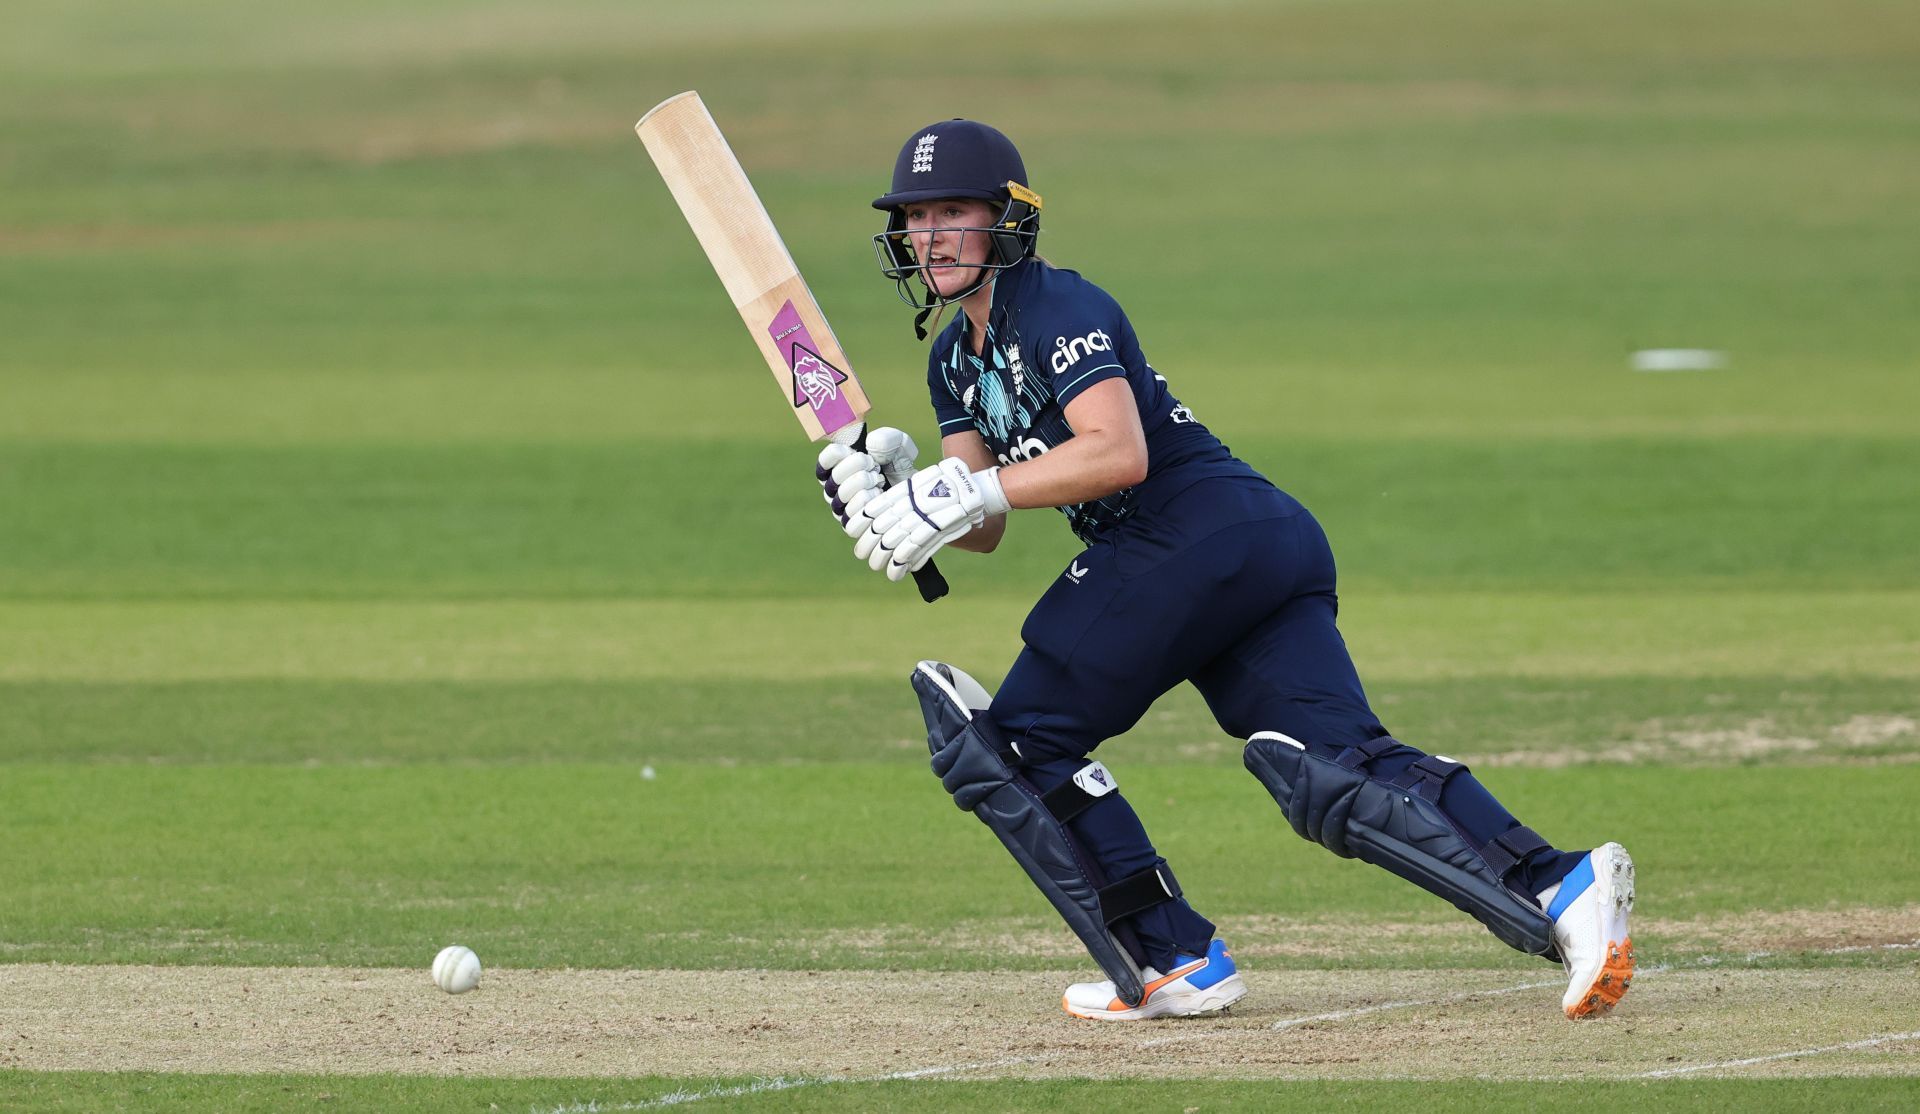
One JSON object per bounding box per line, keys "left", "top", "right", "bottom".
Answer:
{"left": 872, "top": 182, "right": 1042, "bottom": 327}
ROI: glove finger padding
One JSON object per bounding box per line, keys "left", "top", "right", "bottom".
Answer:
{"left": 853, "top": 521, "right": 887, "bottom": 563}
{"left": 870, "top": 516, "right": 912, "bottom": 571}
{"left": 818, "top": 446, "right": 882, "bottom": 528}
{"left": 834, "top": 470, "right": 882, "bottom": 529}
{"left": 865, "top": 426, "right": 919, "bottom": 475}
{"left": 890, "top": 519, "right": 971, "bottom": 579}
{"left": 816, "top": 443, "right": 854, "bottom": 472}
{"left": 830, "top": 454, "right": 878, "bottom": 485}
{"left": 874, "top": 499, "right": 966, "bottom": 573}
{"left": 851, "top": 457, "right": 992, "bottom": 580}
{"left": 863, "top": 483, "right": 911, "bottom": 533}
{"left": 855, "top": 485, "right": 912, "bottom": 563}
{"left": 840, "top": 487, "right": 882, "bottom": 537}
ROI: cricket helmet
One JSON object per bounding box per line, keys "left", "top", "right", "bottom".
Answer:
{"left": 871, "top": 119, "right": 1042, "bottom": 336}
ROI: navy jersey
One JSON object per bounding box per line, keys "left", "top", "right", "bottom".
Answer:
{"left": 927, "top": 258, "right": 1259, "bottom": 544}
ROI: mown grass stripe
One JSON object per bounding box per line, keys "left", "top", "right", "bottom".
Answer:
{"left": 5, "top": 674, "right": 1913, "bottom": 767}
{"left": 3, "top": 591, "right": 1916, "bottom": 682}
{"left": 3, "top": 764, "right": 1917, "bottom": 968}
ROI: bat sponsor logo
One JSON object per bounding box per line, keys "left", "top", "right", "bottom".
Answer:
{"left": 768, "top": 300, "right": 856, "bottom": 430}
{"left": 793, "top": 351, "right": 843, "bottom": 408}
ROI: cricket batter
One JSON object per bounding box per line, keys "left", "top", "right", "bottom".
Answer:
{"left": 817, "top": 120, "right": 1636, "bottom": 1021}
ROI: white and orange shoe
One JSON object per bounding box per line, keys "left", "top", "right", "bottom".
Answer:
{"left": 1062, "top": 939, "right": 1247, "bottom": 1020}
{"left": 1540, "top": 842, "right": 1636, "bottom": 1019}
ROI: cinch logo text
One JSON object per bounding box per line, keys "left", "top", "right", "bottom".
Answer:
{"left": 995, "top": 435, "right": 1052, "bottom": 466}
{"left": 1050, "top": 329, "right": 1113, "bottom": 374}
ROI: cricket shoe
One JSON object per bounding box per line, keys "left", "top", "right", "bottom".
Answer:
{"left": 1062, "top": 939, "right": 1247, "bottom": 1021}
{"left": 1539, "top": 841, "right": 1636, "bottom": 1020}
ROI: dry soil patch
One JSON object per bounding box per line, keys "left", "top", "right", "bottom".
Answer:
{"left": 2, "top": 963, "right": 1916, "bottom": 1082}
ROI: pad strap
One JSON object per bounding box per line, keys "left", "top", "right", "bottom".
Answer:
{"left": 914, "top": 664, "right": 1152, "bottom": 1005}
{"left": 1392, "top": 755, "right": 1468, "bottom": 802}
{"left": 1037, "top": 760, "right": 1119, "bottom": 824}
{"left": 1335, "top": 735, "right": 1403, "bottom": 771}
{"left": 1482, "top": 825, "right": 1551, "bottom": 881}
{"left": 1097, "top": 863, "right": 1179, "bottom": 924}
{"left": 1243, "top": 735, "right": 1559, "bottom": 960}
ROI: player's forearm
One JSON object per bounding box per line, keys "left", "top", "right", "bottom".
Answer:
{"left": 998, "top": 427, "right": 1148, "bottom": 510}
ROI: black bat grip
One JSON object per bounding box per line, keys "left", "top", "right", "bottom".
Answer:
{"left": 851, "top": 426, "right": 948, "bottom": 604}
{"left": 911, "top": 559, "right": 950, "bottom": 602}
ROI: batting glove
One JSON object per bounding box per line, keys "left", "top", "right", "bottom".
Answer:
{"left": 855, "top": 457, "right": 1010, "bottom": 582}
{"left": 816, "top": 428, "right": 918, "bottom": 539}
{"left": 816, "top": 443, "right": 881, "bottom": 535}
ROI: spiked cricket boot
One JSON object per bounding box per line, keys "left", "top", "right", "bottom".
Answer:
{"left": 1062, "top": 939, "right": 1247, "bottom": 1020}
{"left": 1539, "top": 842, "right": 1636, "bottom": 1019}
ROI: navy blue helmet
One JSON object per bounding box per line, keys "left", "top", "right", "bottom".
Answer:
{"left": 872, "top": 119, "right": 1042, "bottom": 336}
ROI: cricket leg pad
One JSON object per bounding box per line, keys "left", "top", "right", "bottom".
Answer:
{"left": 915, "top": 660, "right": 1175, "bottom": 1006}
{"left": 1243, "top": 731, "right": 1558, "bottom": 959}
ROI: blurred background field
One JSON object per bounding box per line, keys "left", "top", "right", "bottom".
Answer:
{"left": 2, "top": 0, "right": 1918, "bottom": 1105}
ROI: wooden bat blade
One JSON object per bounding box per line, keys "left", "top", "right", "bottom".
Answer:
{"left": 636, "top": 91, "right": 869, "bottom": 443}
{"left": 636, "top": 92, "right": 947, "bottom": 603}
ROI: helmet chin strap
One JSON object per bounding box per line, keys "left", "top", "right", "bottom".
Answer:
{"left": 913, "top": 287, "right": 938, "bottom": 341}
{"left": 913, "top": 256, "right": 996, "bottom": 341}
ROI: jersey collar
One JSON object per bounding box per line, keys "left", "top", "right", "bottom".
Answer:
{"left": 959, "top": 257, "right": 1035, "bottom": 347}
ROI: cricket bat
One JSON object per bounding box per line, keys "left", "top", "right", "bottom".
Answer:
{"left": 636, "top": 90, "right": 947, "bottom": 602}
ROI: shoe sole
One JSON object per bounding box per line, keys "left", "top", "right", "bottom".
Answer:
{"left": 1565, "top": 842, "right": 1636, "bottom": 1020}
{"left": 1063, "top": 973, "right": 1248, "bottom": 1021}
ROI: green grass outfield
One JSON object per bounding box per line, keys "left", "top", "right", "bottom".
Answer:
{"left": 2, "top": 763, "right": 1917, "bottom": 970}
{"left": 3, "top": 0, "right": 1919, "bottom": 1108}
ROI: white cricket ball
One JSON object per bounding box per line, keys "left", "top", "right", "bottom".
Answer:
{"left": 432, "top": 945, "right": 482, "bottom": 994}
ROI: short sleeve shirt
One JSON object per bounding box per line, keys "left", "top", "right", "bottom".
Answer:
{"left": 927, "top": 259, "right": 1256, "bottom": 544}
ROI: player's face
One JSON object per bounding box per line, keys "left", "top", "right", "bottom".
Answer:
{"left": 902, "top": 198, "right": 998, "bottom": 297}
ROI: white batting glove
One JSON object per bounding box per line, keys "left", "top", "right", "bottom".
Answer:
{"left": 854, "top": 457, "right": 1010, "bottom": 582}
{"left": 816, "top": 442, "right": 880, "bottom": 535}
{"left": 865, "top": 426, "right": 920, "bottom": 486}
{"left": 816, "top": 428, "right": 918, "bottom": 538}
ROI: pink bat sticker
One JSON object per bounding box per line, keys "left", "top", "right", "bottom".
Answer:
{"left": 768, "top": 300, "right": 856, "bottom": 433}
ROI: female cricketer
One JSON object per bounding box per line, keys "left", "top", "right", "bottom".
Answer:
{"left": 817, "top": 119, "right": 1636, "bottom": 1022}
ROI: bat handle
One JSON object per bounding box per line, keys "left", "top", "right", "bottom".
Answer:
{"left": 910, "top": 556, "right": 950, "bottom": 603}
{"left": 852, "top": 426, "right": 949, "bottom": 603}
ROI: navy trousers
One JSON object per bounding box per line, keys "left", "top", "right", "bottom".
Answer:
{"left": 991, "top": 476, "right": 1584, "bottom": 971}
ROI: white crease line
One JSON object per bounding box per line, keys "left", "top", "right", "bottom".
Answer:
{"left": 543, "top": 1078, "right": 811, "bottom": 1112}
{"left": 536, "top": 938, "right": 1920, "bottom": 1112}
{"left": 1135, "top": 974, "right": 1568, "bottom": 1050}
{"left": 1805, "top": 939, "right": 1920, "bottom": 955}
{"left": 1632, "top": 1030, "right": 1920, "bottom": 1079}
{"left": 538, "top": 1055, "right": 1043, "bottom": 1112}
{"left": 1700, "top": 937, "right": 1920, "bottom": 966}
{"left": 1266, "top": 975, "right": 1569, "bottom": 1032}
{"left": 537, "top": 977, "right": 1577, "bottom": 1111}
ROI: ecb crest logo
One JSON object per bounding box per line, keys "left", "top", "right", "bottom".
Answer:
{"left": 911, "top": 133, "right": 938, "bottom": 173}
{"left": 1001, "top": 344, "right": 1028, "bottom": 397}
